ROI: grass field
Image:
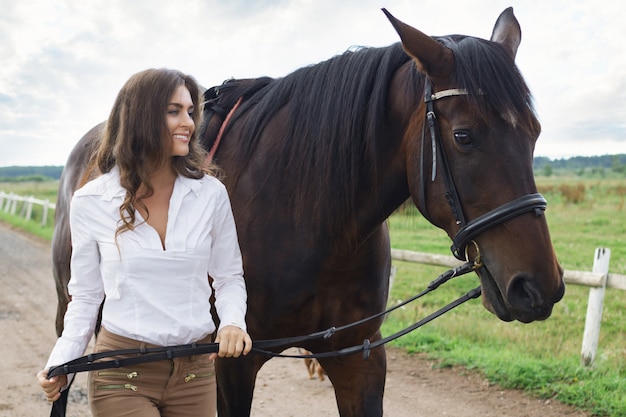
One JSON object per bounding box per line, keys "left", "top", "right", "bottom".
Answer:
{"left": 0, "top": 181, "right": 58, "bottom": 239}
{"left": 387, "top": 176, "right": 625, "bottom": 417}
{"left": 1, "top": 176, "right": 625, "bottom": 416}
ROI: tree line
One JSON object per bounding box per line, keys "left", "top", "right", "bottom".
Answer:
{"left": 534, "top": 154, "right": 626, "bottom": 177}
{"left": 0, "top": 165, "right": 64, "bottom": 181}
{"left": 0, "top": 154, "right": 625, "bottom": 181}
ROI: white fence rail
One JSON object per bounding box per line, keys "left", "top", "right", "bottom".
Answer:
{"left": 391, "top": 248, "right": 625, "bottom": 366}
{"left": 0, "top": 191, "right": 56, "bottom": 227}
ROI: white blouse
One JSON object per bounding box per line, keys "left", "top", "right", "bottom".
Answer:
{"left": 46, "top": 167, "right": 247, "bottom": 368}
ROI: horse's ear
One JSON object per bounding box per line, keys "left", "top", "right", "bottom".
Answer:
{"left": 490, "top": 7, "right": 521, "bottom": 59}
{"left": 382, "top": 8, "right": 454, "bottom": 80}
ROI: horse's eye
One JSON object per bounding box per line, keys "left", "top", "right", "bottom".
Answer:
{"left": 454, "top": 131, "right": 473, "bottom": 146}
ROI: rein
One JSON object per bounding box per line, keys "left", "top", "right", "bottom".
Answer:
{"left": 420, "top": 79, "right": 548, "bottom": 261}
{"left": 47, "top": 261, "right": 480, "bottom": 379}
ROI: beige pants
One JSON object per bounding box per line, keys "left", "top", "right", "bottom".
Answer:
{"left": 88, "top": 328, "right": 216, "bottom": 417}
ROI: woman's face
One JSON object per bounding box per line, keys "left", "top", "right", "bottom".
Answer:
{"left": 166, "top": 84, "right": 195, "bottom": 157}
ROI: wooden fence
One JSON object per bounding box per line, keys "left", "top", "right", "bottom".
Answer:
{"left": 1, "top": 190, "right": 623, "bottom": 366}
{"left": 0, "top": 191, "right": 56, "bottom": 227}
{"left": 391, "top": 248, "right": 625, "bottom": 366}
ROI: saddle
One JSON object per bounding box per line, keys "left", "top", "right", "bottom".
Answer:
{"left": 200, "top": 77, "right": 272, "bottom": 160}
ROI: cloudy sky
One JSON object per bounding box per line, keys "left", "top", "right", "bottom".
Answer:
{"left": 1, "top": 0, "right": 625, "bottom": 166}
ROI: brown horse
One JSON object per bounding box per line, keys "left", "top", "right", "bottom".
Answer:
{"left": 52, "top": 7, "right": 564, "bottom": 416}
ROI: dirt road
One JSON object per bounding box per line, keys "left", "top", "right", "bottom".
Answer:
{"left": 0, "top": 222, "right": 588, "bottom": 416}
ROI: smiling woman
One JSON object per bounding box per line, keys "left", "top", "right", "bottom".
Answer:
{"left": 38, "top": 68, "right": 252, "bottom": 417}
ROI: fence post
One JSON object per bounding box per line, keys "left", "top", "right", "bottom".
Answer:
{"left": 42, "top": 199, "right": 50, "bottom": 227}
{"left": 10, "top": 194, "right": 18, "bottom": 215}
{"left": 580, "top": 247, "right": 610, "bottom": 366}
{"left": 25, "top": 196, "right": 34, "bottom": 220}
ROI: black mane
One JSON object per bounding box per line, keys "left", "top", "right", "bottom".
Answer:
{"left": 224, "top": 43, "right": 413, "bottom": 237}
{"left": 215, "top": 35, "right": 537, "bottom": 238}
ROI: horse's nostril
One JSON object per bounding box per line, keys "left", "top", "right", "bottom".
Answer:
{"left": 507, "top": 274, "right": 544, "bottom": 310}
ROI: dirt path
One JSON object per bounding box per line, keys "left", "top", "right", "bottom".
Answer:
{"left": 0, "top": 222, "right": 589, "bottom": 417}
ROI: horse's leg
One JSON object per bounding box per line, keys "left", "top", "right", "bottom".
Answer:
{"left": 52, "top": 266, "right": 70, "bottom": 337}
{"left": 320, "top": 337, "right": 387, "bottom": 417}
{"left": 51, "top": 215, "right": 71, "bottom": 337}
{"left": 215, "top": 353, "right": 266, "bottom": 417}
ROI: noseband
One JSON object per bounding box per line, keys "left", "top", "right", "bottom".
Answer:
{"left": 420, "top": 79, "right": 547, "bottom": 261}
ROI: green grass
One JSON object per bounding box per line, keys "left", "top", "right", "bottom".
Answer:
{"left": 0, "top": 210, "right": 55, "bottom": 240}
{"left": 0, "top": 180, "right": 59, "bottom": 203}
{"left": 537, "top": 177, "right": 626, "bottom": 273}
{"left": 2, "top": 177, "right": 625, "bottom": 416}
{"left": 384, "top": 176, "right": 626, "bottom": 417}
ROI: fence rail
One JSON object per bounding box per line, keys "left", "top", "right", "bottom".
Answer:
{"left": 391, "top": 249, "right": 626, "bottom": 291}
{"left": 0, "top": 191, "right": 56, "bottom": 227}
{"left": 391, "top": 248, "right": 625, "bottom": 366}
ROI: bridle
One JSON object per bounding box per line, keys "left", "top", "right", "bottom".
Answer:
{"left": 419, "top": 79, "right": 548, "bottom": 261}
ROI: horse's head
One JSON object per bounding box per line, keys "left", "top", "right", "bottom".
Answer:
{"left": 384, "top": 8, "right": 565, "bottom": 323}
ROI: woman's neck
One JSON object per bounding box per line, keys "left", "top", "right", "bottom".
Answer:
{"left": 149, "top": 165, "right": 177, "bottom": 190}
{"left": 136, "top": 164, "right": 176, "bottom": 199}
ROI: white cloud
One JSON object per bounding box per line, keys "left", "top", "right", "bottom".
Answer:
{"left": 1, "top": 0, "right": 625, "bottom": 165}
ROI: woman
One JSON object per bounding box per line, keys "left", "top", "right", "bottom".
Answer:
{"left": 37, "top": 68, "right": 252, "bottom": 416}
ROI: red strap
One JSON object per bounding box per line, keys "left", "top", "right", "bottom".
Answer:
{"left": 207, "top": 96, "right": 243, "bottom": 163}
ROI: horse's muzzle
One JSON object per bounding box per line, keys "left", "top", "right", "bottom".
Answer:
{"left": 478, "top": 264, "right": 565, "bottom": 323}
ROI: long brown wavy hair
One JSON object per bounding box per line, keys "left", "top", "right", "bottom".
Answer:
{"left": 93, "top": 68, "right": 213, "bottom": 236}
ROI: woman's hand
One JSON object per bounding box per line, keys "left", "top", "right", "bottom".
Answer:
{"left": 210, "top": 325, "right": 252, "bottom": 360}
{"left": 36, "top": 369, "right": 68, "bottom": 402}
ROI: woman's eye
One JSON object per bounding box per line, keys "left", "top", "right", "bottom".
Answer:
{"left": 454, "top": 131, "right": 473, "bottom": 146}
